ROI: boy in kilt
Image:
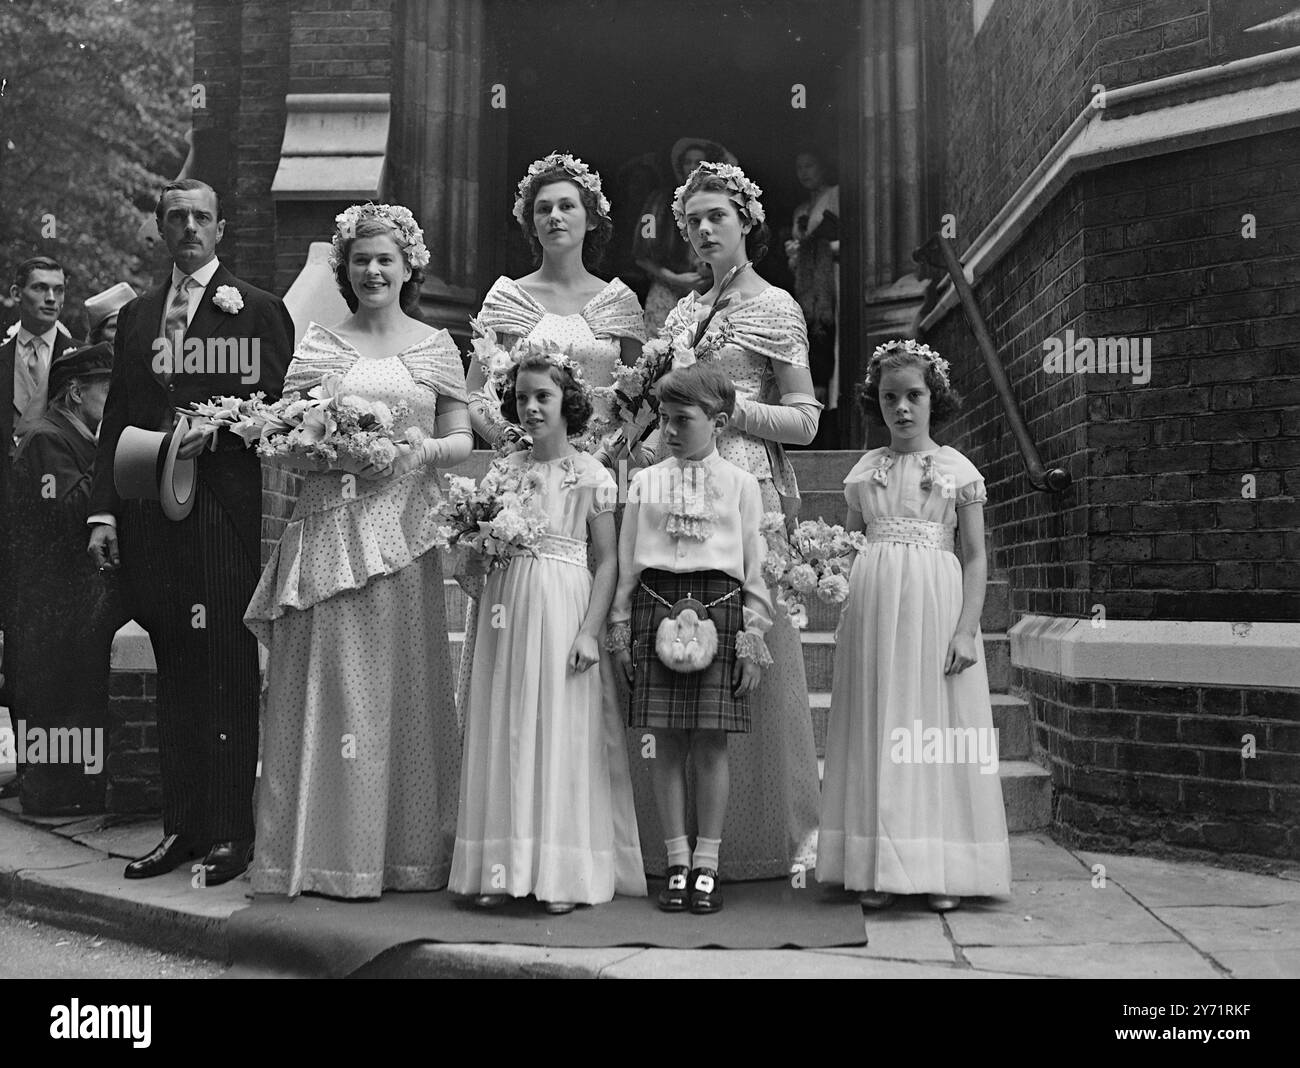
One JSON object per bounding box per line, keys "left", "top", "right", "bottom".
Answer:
{"left": 609, "top": 363, "right": 774, "bottom": 914}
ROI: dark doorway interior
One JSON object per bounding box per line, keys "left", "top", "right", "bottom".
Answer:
{"left": 486, "top": 0, "right": 859, "bottom": 305}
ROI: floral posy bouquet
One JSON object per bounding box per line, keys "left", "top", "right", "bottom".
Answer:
{"left": 185, "top": 374, "right": 411, "bottom": 469}
{"left": 432, "top": 461, "right": 549, "bottom": 580}
{"left": 760, "top": 513, "right": 864, "bottom": 629}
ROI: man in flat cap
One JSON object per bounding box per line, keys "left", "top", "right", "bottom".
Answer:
{"left": 87, "top": 179, "right": 291, "bottom": 885}
{"left": 9, "top": 343, "right": 126, "bottom": 814}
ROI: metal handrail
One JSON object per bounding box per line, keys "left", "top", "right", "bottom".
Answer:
{"left": 914, "top": 234, "right": 1071, "bottom": 494}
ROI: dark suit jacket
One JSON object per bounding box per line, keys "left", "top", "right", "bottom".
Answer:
{"left": 1, "top": 328, "right": 79, "bottom": 637}
{"left": 88, "top": 263, "right": 293, "bottom": 568}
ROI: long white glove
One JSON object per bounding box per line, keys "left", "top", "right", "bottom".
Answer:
{"left": 730, "top": 392, "right": 823, "bottom": 446}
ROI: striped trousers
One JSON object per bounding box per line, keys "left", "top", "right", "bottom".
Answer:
{"left": 119, "top": 482, "right": 260, "bottom": 843}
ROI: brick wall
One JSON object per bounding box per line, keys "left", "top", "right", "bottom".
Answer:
{"left": 1026, "top": 668, "right": 1299, "bottom": 860}
{"left": 927, "top": 184, "right": 1091, "bottom": 620}
{"left": 1082, "top": 132, "right": 1300, "bottom": 623}
{"left": 943, "top": 0, "right": 1220, "bottom": 249}
{"left": 288, "top": 0, "right": 392, "bottom": 94}
{"left": 106, "top": 669, "right": 161, "bottom": 813}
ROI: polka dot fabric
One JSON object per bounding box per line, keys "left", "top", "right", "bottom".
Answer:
{"left": 248, "top": 335, "right": 464, "bottom": 898}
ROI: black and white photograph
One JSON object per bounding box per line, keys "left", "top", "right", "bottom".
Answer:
{"left": 0, "top": 0, "right": 1296, "bottom": 1015}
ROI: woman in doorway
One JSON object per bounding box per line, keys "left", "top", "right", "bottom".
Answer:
{"left": 785, "top": 148, "right": 840, "bottom": 449}
{"left": 633, "top": 137, "right": 737, "bottom": 336}
{"left": 460, "top": 152, "right": 646, "bottom": 872}
{"left": 628, "top": 161, "right": 823, "bottom": 881}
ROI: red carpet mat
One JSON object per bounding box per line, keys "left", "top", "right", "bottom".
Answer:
{"left": 227, "top": 876, "right": 866, "bottom": 978}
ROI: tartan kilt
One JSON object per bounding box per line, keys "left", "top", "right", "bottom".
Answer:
{"left": 629, "top": 568, "right": 750, "bottom": 733}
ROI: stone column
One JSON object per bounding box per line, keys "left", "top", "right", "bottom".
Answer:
{"left": 394, "top": 0, "right": 488, "bottom": 339}
{"left": 854, "top": 0, "right": 939, "bottom": 447}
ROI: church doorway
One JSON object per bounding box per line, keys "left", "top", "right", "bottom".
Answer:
{"left": 483, "top": 0, "right": 861, "bottom": 447}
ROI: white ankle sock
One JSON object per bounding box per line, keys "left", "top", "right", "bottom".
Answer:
{"left": 665, "top": 835, "right": 691, "bottom": 869}
{"left": 692, "top": 836, "right": 721, "bottom": 872}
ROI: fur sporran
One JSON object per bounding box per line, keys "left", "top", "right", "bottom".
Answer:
{"left": 654, "top": 597, "right": 719, "bottom": 673}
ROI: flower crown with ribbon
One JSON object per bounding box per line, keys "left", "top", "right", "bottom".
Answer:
{"left": 512, "top": 152, "right": 612, "bottom": 228}
{"left": 495, "top": 337, "right": 594, "bottom": 400}
{"left": 865, "top": 339, "right": 953, "bottom": 391}
{"left": 671, "top": 162, "right": 766, "bottom": 237}
{"left": 329, "top": 203, "right": 431, "bottom": 271}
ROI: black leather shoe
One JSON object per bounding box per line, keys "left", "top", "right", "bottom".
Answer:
{"left": 688, "top": 867, "right": 723, "bottom": 914}
{"left": 123, "top": 834, "right": 205, "bottom": 880}
{"left": 200, "top": 839, "right": 253, "bottom": 887}
{"left": 657, "top": 865, "right": 690, "bottom": 912}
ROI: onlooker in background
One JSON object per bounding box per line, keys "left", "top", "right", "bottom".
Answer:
{"left": 785, "top": 149, "right": 841, "bottom": 448}
{"left": 0, "top": 257, "right": 79, "bottom": 766}
{"left": 8, "top": 343, "right": 127, "bottom": 815}
{"left": 633, "top": 137, "right": 737, "bottom": 335}
{"left": 3, "top": 257, "right": 79, "bottom": 448}
{"left": 84, "top": 282, "right": 138, "bottom": 346}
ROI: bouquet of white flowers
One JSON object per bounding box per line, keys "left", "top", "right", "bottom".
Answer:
{"left": 759, "top": 513, "right": 864, "bottom": 630}
{"left": 432, "top": 460, "right": 550, "bottom": 595}
{"left": 185, "top": 374, "right": 411, "bottom": 470}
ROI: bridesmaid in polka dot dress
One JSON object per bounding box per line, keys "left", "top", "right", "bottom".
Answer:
{"left": 245, "top": 205, "right": 473, "bottom": 898}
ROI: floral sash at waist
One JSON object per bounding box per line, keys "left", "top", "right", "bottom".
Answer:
{"left": 863, "top": 516, "right": 954, "bottom": 553}
{"left": 535, "top": 532, "right": 588, "bottom": 568}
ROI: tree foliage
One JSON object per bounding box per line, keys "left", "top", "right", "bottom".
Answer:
{"left": 0, "top": 0, "right": 193, "bottom": 327}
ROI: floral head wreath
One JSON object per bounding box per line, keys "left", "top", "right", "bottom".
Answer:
{"left": 512, "top": 152, "right": 612, "bottom": 229}
{"left": 329, "top": 203, "right": 431, "bottom": 271}
{"left": 671, "top": 161, "right": 766, "bottom": 237}
{"left": 865, "top": 339, "right": 952, "bottom": 391}
{"left": 494, "top": 337, "right": 594, "bottom": 400}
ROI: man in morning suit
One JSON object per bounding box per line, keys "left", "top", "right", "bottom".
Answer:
{"left": 1, "top": 257, "right": 79, "bottom": 783}
{"left": 87, "top": 179, "right": 293, "bottom": 885}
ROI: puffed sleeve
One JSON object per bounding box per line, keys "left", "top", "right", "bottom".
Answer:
{"left": 282, "top": 323, "right": 357, "bottom": 394}
{"left": 584, "top": 279, "right": 648, "bottom": 343}
{"left": 401, "top": 329, "right": 468, "bottom": 403}
{"left": 956, "top": 477, "right": 987, "bottom": 507}
{"left": 723, "top": 289, "right": 809, "bottom": 368}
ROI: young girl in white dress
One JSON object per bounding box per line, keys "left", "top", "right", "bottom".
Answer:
{"left": 449, "top": 350, "right": 646, "bottom": 913}
{"left": 817, "top": 340, "right": 1011, "bottom": 911}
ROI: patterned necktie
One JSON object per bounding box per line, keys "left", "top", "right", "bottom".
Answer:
{"left": 161, "top": 276, "right": 197, "bottom": 384}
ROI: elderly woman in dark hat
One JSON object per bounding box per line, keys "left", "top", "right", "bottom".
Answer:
{"left": 7, "top": 343, "right": 126, "bottom": 814}
{"left": 633, "top": 137, "right": 738, "bottom": 335}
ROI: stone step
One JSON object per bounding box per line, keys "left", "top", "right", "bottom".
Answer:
{"left": 808, "top": 691, "right": 1032, "bottom": 762}
{"left": 999, "top": 760, "right": 1053, "bottom": 832}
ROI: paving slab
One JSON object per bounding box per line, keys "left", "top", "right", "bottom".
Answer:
{"left": 352, "top": 942, "right": 645, "bottom": 979}
{"left": 1076, "top": 849, "right": 1300, "bottom": 908}
{"left": 0, "top": 814, "right": 105, "bottom": 880}
{"left": 821, "top": 911, "right": 954, "bottom": 963}
{"left": 946, "top": 879, "right": 1176, "bottom": 947}
{"left": 963, "top": 942, "right": 1222, "bottom": 979}
{"left": 1011, "top": 833, "right": 1091, "bottom": 881}
{"left": 65, "top": 819, "right": 167, "bottom": 861}
{"left": 1213, "top": 949, "right": 1300, "bottom": 980}
{"left": 1152, "top": 902, "right": 1300, "bottom": 954}
{"left": 604, "top": 948, "right": 1024, "bottom": 979}
{"left": 8, "top": 855, "right": 247, "bottom": 960}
